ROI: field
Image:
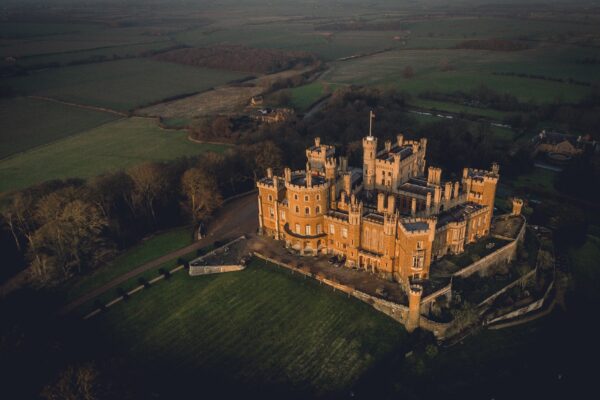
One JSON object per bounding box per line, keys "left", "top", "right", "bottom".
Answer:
{"left": 568, "top": 234, "right": 600, "bottom": 303}
{"left": 89, "top": 259, "right": 406, "bottom": 397}
{"left": 5, "top": 58, "right": 248, "bottom": 111}
{"left": 65, "top": 226, "right": 194, "bottom": 303}
{"left": 321, "top": 48, "right": 595, "bottom": 104}
{"left": 288, "top": 81, "right": 327, "bottom": 111}
{"left": 0, "top": 97, "right": 119, "bottom": 158}
{"left": 0, "top": 117, "right": 229, "bottom": 193}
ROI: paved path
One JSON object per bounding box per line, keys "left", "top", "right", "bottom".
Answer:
{"left": 60, "top": 192, "right": 258, "bottom": 314}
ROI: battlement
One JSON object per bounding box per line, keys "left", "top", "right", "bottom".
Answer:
{"left": 285, "top": 171, "right": 330, "bottom": 192}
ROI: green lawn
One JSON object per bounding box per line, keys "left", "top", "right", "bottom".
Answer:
{"left": 409, "top": 98, "right": 514, "bottom": 121}
{"left": 5, "top": 58, "right": 247, "bottom": 111}
{"left": 510, "top": 168, "right": 558, "bottom": 196}
{"left": 0, "top": 117, "right": 229, "bottom": 193}
{"left": 288, "top": 82, "right": 326, "bottom": 111}
{"left": 569, "top": 234, "right": 600, "bottom": 302}
{"left": 0, "top": 97, "right": 119, "bottom": 159}
{"left": 90, "top": 259, "right": 406, "bottom": 396}
{"left": 65, "top": 226, "right": 195, "bottom": 303}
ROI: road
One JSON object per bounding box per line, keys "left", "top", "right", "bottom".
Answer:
{"left": 60, "top": 192, "right": 258, "bottom": 315}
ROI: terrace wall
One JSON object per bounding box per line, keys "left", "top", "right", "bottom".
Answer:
{"left": 189, "top": 264, "right": 245, "bottom": 276}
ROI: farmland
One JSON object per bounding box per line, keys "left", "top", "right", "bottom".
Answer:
{"left": 5, "top": 58, "right": 248, "bottom": 112}
{"left": 0, "top": 117, "right": 229, "bottom": 193}
{"left": 89, "top": 259, "right": 406, "bottom": 397}
{"left": 0, "top": 97, "right": 119, "bottom": 158}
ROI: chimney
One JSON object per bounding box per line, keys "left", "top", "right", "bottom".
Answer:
{"left": 427, "top": 166, "right": 441, "bottom": 185}
{"left": 444, "top": 182, "right": 452, "bottom": 201}
{"left": 315, "top": 137, "right": 321, "bottom": 147}
{"left": 306, "top": 171, "right": 312, "bottom": 187}
{"left": 397, "top": 134, "right": 404, "bottom": 147}
{"left": 377, "top": 192, "right": 386, "bottom": 212}
{"left": 453, "top": 182, "right": 460, "bottom": 199}
{"left": 463, "top": 168, "right": 469, "bottom": 179}
{"left": 387, "top": 195, "right": 396, "bottom": 214}
{"left": 385, "top": 139, "right": 392, "bottom": 152}
{"left": 284, "top": 167, "right": 291, "bottom": 183}
{"left": 411, "top": 198, "right": 417, "bottom": 216}
{"left": 343, "top": 173, "right": 351, "bottom": 195}
{"left": 434, "top": 186, "right": 441, "bottom": 205}
{"left": 266, "top": 167, "right": 273, "bottom": 179}
{"left": 426, "top": 192, "right": 432, "bottom": 209}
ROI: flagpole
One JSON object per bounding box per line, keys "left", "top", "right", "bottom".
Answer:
{"left": 369, "top": 110, "right": 373, "bottom": 137}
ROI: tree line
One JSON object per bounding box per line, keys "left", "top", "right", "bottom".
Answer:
{"left": 0, "top": 142, "right": 283, "bottom": 286}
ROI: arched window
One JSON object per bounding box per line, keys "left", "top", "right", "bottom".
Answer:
{"left": 316, "top": 205, "right": 321, "bottom": 214}
{"left": 295, "top": 206, "right": 299, "bottom": 213}
{"left": 304, "top": 195, "right": 309, "bottom": 202}
{"left": 305, "top": 207, "right": 310, "bottom": 216}
{"left": 294, "top": 194, "right": 298, "bottom": 200}
{"left": 268, "top": 194, "right": 273, "bottom": 201}
{"left": 316, "top": 194, "right": 320, "bottom": 201}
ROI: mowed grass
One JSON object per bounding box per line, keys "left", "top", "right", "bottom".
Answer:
{"left": 510, "top": 167, "right": 558, "bottom": 195}
{"left": 323, "top": 48, "right": 593, "bottom": 104}
{"left": 0, "top": 97, "right": 118, "bottom": 159}
{"left": 91, "top": 259, "right": 405, "bottom": 396}
{"left": 0, "top": 117, "right": 229, "bottom": 193}
{"left": 568, "top": 234, "right": 600, "bottom": 302}
{"left": 5, "top": 58, "right": 248, "bottom": 111}
{"left": 288, "top": 82, "right": 326, "bottom": 111}
{"left": 65, "top": 226, "right": 194, "bottom": 303}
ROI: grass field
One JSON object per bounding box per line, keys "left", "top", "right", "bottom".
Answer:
{"left": 65, "top": 226, "right": 194, "bottom": 303}
{"left": 322, "top": 48, "right": 594, "bottom": 104}
{"left": 288, "top": 82, "right": 326, "bottom": 111}
{"left": 510, "top": 168, "right": 558, "bottom": 196}
{"left": 5, "top": 58, "right": 248, "bottom": 111}
{"left": 0, "top": 117, "right": 229, "bottom": 193}
{"left": 0, "top": 97, "right": 119, "bottom": 159}
{"left": 90, "top": 258, "right": 406, "bottom": 397}
{"left": 568, "top": 234, "right": 600, "bottom": 302}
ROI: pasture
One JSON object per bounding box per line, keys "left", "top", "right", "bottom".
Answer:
{"left": 90, "top": 258, "right": 406, "bottom": 397}
{"left": 5, "top": 58, "right": 248, "bottom": 111}
{"left": 0, "top": 97, "right": 118, "bottom": 159}
{"left": 0, "top": 117, "right": 229, "bottom": 193}
{"left": 322, "top": 48, "right": 594, "bottom": 104}
{"left": 288, "top": 81, "right": 327, "bottom": 111}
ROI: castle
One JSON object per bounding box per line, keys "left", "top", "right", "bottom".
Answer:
{"left": 256, "top": 124, "right": 499, "bottom": 288}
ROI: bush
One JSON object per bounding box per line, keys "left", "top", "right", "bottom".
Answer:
{"left": 158, "top": 268, "right": 171, "bottom": 279}
{"left": 116, "top": 287, "right": 129, "bottom": 301}
{"left": 138, "top": 276, "right": 150, "bottom": 289}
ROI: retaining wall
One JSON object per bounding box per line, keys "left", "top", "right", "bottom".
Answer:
{"left": 189, "top": 264, "right": 245, "bottom": 276}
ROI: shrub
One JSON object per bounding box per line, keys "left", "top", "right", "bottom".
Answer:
{"left": 138, "top": 276, "right": 150, "bottom": 289}
{"left": 116, "top": 287, "right": 129, "bottom": 301}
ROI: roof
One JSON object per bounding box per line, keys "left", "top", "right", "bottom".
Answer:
{"left": 376, "top": 144, "right": 413, "bottom": 161}
{"left": 402, "top": 221, "right": 430, "bottom": 232}
{"left": 437, "top": 202, "right": 483, "bottom": 229}
{"left": 290, "top": 172, "right": 326, "bottom": 186}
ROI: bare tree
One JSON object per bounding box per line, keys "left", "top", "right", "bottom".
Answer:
{"left": 181, "top": 168, "right": 223, "bottom": 223}
{"left": 126, "top": 163, "right": 169, "bottom": 223}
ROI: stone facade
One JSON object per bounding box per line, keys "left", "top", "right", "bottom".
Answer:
{"left": 257, "top": 130, "right": 499, "bottom": 289}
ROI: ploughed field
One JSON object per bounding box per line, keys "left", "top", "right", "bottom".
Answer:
{"left": 88, "top": 259, "right": 406, "bottom": 397}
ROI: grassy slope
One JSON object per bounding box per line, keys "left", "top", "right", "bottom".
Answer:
{"left": 288, "top": 82, "right": 325, "bottom": 111}
{"left": 91, "top": 259, "right": 406, "bottom": 396}
{"left": 5, "top": 58, "right": 247, "bottom": 111}
{"left": 65, "top": 226, "right": 194, "bottom": 303}
{"left": 0, "top": 97, "right": 118, "bottom": 159}
{"left": 568, "top": 234, "right": 600, "bottom": 302}
{"left": 0, "top": 117, "right": 229, "bottom": 193}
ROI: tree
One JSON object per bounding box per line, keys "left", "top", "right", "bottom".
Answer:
{"left": 126, "top": 162, "right": 169, "bottom": 223}
{"left": 403, "top": 65, "right": 415, "bottom": 79}
{"left": 181, "top": 168, "right": 223, "bottom": 223}
{"left": 28, "top": 188, "right": 114, "bottom": 285}
{"left": 41, "top": 363, "right": 110, "bottom": 400}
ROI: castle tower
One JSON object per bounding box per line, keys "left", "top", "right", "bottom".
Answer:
{"left": 325, "top": 157, "right": 337, "bottom": 181}
{"left": 407, "top": 284, "right": 423, "bottom": 332}
{"left": 362, "top": 136, "right": 377, "bottom": 190}
{"left": 511, "top": 198, "right": 524, "bottom": 216}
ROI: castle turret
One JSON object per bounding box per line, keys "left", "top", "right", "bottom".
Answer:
{"left": 427, "top": 166, "right": 441, "bottom": 186}
{"left": 362, "top": 136, "right": 378, "bottom": 190}
{"left": 512, "top": 197, "right": 524, "bottom": 216}
{"left": 407, "top": 284, "right": 423, "bottom": 332}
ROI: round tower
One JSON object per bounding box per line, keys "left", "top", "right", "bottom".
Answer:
{"left": 362, "top": 136, "right": 377, "bottom": 190}
{"left": 406, "top": 284, "right": 423, "bottom": 332}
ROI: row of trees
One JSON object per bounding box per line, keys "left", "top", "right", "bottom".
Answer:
{"left": 0, "top": 142, "right": 283, "bottom": 286}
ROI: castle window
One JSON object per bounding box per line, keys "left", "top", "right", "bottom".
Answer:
{"left": 281, "top": 211, "right": 286, "bottom": 220}
{"left": 304, "top": 195, "right": 309, "bottom": 202}
{"left": 342, "top": 228, "right": 348, "bottom": 239}
{"left": 316, "top": 194, "right": 320, "bottom": 201}
{"left": 305, "top": 207, "right": 310, "bottom": 215}
{"left": 269, "top": 207, "right": 274, "bottom": 217}
{"left": 330, "top": 224, "right": 335, "bottom": 234}
{"left": 295, "top": 224, "right": 301, "bottom": 234}
{"left": 381, "top": 179, "right": 385, "bottom": 185}
{"left": 294, "top": 194, "right": 298, "bottom": 200}
{"left": 317, "top": 224, "right": 322, "bottom": 234}
{"left": 305, "top": 225, "right": 311, "bottom": 235}
{"left": 316, "top": 205, "right": 321, "bottom": 214}
{"left": 268, "top": 194, "right": 273, "bottom": 201}
{"left": 417, "top": 241, "right": 423, "bottom": 249}
{"left": 295, "top": 206, "right": 299, "bottom": 213}
{"left": 388, "top": 172, "right": 392, "bottom": 176}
